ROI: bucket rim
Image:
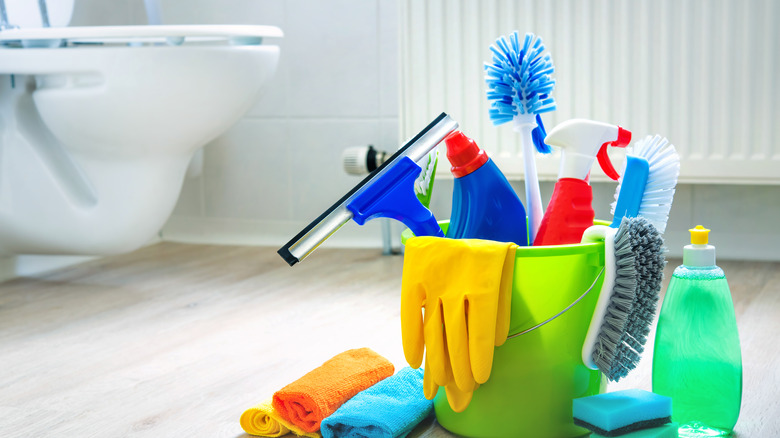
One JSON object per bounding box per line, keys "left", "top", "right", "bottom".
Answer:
{"left": 400, "top": 220, "right": 609, "bottom": 255}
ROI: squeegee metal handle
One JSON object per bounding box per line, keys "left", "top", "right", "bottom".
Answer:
{"left": 287, "top": 207, "right": 354, "bottom": 263}
{"left": 280, "top": 113, "right": 458, "bottom": 265}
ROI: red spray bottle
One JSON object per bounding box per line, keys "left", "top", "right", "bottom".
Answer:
{"left": 534, "top": 119, "right": 631, "bottom": 246}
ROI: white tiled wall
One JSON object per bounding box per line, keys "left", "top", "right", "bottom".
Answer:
{"left": 133, "top": 0, "right": 404, "bottom": 249}
{"left": 66, "top": 0, "right": 780, "bottom": 261}
{"left": 426, "top": 180, "right": 780, "bottom": 261}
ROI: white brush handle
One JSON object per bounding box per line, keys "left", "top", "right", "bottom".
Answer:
{"left": 580, "top": 225, "right": 617, "bottom": 370}
{"left": 514, "top": 115, "right": 543, "bottom": 244}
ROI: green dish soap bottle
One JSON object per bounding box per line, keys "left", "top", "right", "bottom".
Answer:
{"left": 652, "top": 226, "right": 742, "bottom": 437}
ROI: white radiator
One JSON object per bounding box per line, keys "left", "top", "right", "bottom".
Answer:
{"left": 399, "top": 0, "right": 779, "bottom": 184}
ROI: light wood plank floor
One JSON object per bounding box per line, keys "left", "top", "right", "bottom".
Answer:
{"left": 0, "top": 243, "right": 777, "bottom": 437}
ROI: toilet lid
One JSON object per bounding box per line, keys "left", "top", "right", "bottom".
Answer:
{"left": 0, "top": 24, "right": 283, "bottom": 45}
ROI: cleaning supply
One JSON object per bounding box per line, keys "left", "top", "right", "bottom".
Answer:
{"left": 272, "top": 348, "right": 395, "bottom": 433}
{"left": 278, "top": 112, "right": 458, "bottom": 266}
{"left": 320, "top": 367, "right": 433, "bottom": 438}
{"left": 485, "top": 31, "right": 557, "bottom": 244}
{"left": 401, "top": 236, "right": 517, "bottom": 412}
{"left": 590, "top": 423, "right": 679, "bottom": 438}
{"left": 240, "top": 399, "right": 320, "bottom": 438}
{"left": 611, "top": 135, "right": 680, "bottom": 232}
{"left": 652, "top": 226, "right": 742, "bottom": 437}
{"left": 580, "top": 216, "right": 665, "bottom": 381}
{"left": 444, "top": 130, "right": 528, "bottom": 245}
{"left": 534, "top": 119, "right": 631, "bottom": 246}
{"left": 572, "top": 389, "right": 673, "bottom": 437}
{"left": 400, "top": 228, "right": 606, "bottom": 438}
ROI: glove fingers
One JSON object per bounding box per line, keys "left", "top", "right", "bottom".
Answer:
{"left": 494, "top": 244, "right": 517, "bottom": 346}
{"left": 442, "top": 297, "right": 475, "bottom": 392}
{"left": 444, "top": 383, "right": 474, "bottom": 413}
{"left": 423, "top": 297, "right": 452, "bottom": 386}
{"left": 401, "top": 282, "right": 426, "bottom": 368}
{"left": 466, "top": 297, "right": 498, "bottom": 384}
{"left": 422, "top": 356, "right": 439, "bottom": 400}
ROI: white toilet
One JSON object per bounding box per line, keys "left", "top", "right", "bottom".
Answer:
{"left": 0, "top": 0, "right": 282, "bottom": 255}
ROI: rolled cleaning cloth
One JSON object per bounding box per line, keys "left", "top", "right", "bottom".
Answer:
{"left": 272, "top": 348, "right": 395, "bottom": 433}
{"left": 320, "top": 367, "right": 433, "bottom": 438}
{"left": 401, "top": 236, "right": 517, "bottom": 413}
{"left": 240, "top": 399, "right": 320, "bottom": 437}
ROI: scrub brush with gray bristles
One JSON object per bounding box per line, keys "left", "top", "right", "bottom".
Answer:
{"left": 581, "top": 216, "right": 666, "bottom": 381}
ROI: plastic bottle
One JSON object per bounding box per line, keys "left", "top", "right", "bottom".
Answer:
{"left": 443, "top": 131, "right": 527, "bottom": 246}
{"left": 652, "top": 226, "right": 742, "bottom": 437}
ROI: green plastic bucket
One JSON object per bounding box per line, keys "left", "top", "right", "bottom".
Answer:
{"left": 401, "top": 222, "right": 607, "bottom": 438}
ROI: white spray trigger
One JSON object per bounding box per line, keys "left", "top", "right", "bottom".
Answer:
{"left": 545, "top": 119, "right": 632, "bottom": 181}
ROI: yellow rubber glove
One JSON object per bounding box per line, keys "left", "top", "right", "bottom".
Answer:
{"left": 401, "top": 236, "right": 517, "bottom": 412}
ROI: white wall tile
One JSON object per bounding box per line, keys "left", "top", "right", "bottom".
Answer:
{"left": 379, "top": 0, "right": 400, "bottom": 117}
{"left": 665, "top": 183, "right": 693, "bottom": 233}
{"left": 155, "top": 0, "right": 284, "bottom": 25}
{"left": 693, "top": 185, "right": 779, "bottom": 232}
{"left": 70, "top": 0, "right": 136, "bottom": 25}
{"left": 379, "top": 118, "right": 399, "bottom": 152}
{"left": 203, "top": 119, "right": 290, "bottom": 220}
{"left": 170, "top": 173, "right": 204, "bottom": 217}
{"left": 286, "top": 119, "right": 382, "bottom": 221}
{"left": 285, "top": 0, "right": 380, "bottom": 118}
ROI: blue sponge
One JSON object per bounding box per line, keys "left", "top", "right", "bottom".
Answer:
{"left": 572, "top": 389, "right": 672, "bottom": 437}
{"left": 591, "top": 423, "right": 679, "bottom": 438}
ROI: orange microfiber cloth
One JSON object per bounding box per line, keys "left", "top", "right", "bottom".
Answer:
{"left": 272, "top": 348, "right": 395, "bottom": 433}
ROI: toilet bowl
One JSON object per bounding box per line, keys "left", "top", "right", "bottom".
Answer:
{"left": 0, "top": 5, "right": 282, "bottom": 255}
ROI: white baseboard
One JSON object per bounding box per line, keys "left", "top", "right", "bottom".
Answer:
{"left": 160, "top": 216, "right": 400, "bottom": 250}
{"left": 162, "top": 216, "right": 778, "bottom": 263}
{"left": 662, "top": 229, "right": 779, "bottom": 262}
{"left": 0, "top": 217, "right": 771, "bottom": 285}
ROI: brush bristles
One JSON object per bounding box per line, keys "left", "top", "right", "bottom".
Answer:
{"left": 414, "top": 150, "right": 438, "bottom": 206}
{"left": 592, "top": 223, "right": 637, "bottom": 378}
{"left": 593, "top": 217, "right": 666, "bottom": 382}
{"left": 611, "top": 135, "right": 680, "bottom": 233}
{"left": 485, "top": 31, "right": 556, "bottom": 126}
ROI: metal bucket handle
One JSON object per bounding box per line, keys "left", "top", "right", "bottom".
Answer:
{"left": 506, "top": 267, "right": 604, "bottom": 340}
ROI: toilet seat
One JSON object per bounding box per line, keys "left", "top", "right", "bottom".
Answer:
{"left": 0, "top": 24, "right": 283, "bottom": 46}
{"left": 0, "top": 23, "right": 283, "bottom": 255}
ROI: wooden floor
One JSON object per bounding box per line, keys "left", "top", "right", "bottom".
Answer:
{"left": 0, "top": 243, "right": 777, "bottom": 437}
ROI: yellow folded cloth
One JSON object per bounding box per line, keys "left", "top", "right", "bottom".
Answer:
{"left": 401, "top": 236, "right": 517, "bottom": 412}
{"left": 240, "top": 398, "right": 320, "bottom": 437}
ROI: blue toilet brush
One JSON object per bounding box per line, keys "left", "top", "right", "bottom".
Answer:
{"left": 485, "top": 31, "right": 556, "bottom": 244}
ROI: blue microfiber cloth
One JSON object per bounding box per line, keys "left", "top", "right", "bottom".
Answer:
{"left": 572, "top": 389, "right": 672, "bottom": 437}
{"left": 592, "top": 422, "right": 679, "bottom": 438}
{"left": 320, "top": 367, "right": 433, "bottom": 438}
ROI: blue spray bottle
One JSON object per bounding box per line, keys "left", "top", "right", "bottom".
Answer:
{"left": 444, "top": 131, "right": 528, "bottom": 246}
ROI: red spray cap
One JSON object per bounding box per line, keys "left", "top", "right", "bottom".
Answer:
{"left": 444, "top": 131, "right": 488, "bottom": 178}
{"left": 596, "top": 125, "right": 632, "bottom": 180}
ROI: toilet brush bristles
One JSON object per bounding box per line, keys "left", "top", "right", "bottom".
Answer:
{"left": 485, "top": 31, "right": 556, "bottom": 153}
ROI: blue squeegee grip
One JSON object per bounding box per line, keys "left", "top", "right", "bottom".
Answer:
{"left": 610, "top": 156, "right": 650, "bottom": 228}
{"left": 347, "top": 157, "right": 444, "bottom": 238}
